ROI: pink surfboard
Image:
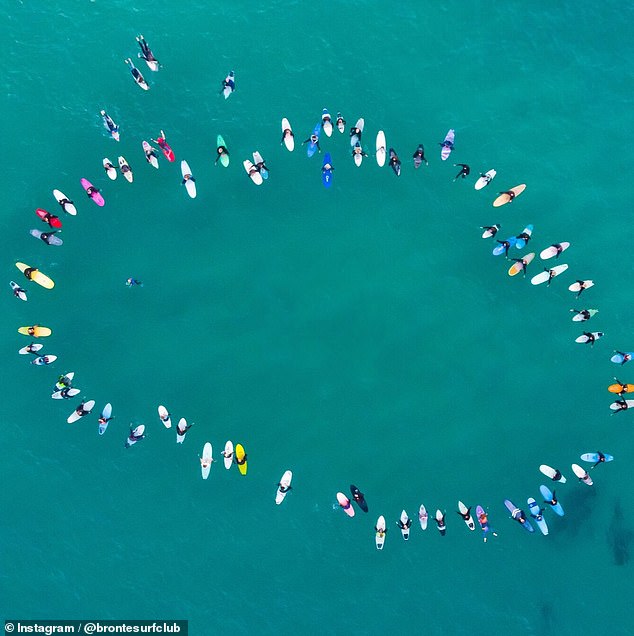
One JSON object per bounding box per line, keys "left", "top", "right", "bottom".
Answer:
{"left": 80, "top": 178, "right": 105, "bottom": 206}
{"left": 337, "top": 492, "right": 355, "bottom": 517}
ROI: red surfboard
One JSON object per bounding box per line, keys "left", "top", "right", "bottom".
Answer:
{"left": 155, "top": 134, "right": 175, "bottom": 162}
{"left": 36, "top": 208, "right": 62, "bottom": 229}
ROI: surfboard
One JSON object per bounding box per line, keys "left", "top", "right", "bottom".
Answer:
{"left": 435, "top": 509, "right": 446, "bottom": 535}
{"left": 321, "top": 108, "right": 333, "bottom": 137}
{"left": 181, "top": 161, "right": 197, "bottom": 198}
{"left": 67, "top": 400, "right": 95, "bottom": 424}
{"left": 11, "top": 281, "right": 27, "bottom": 301}
{"left": 610, "top": 399, "right": 634, "bottom": 411}
{"left": 216, "top": 135, "right": 230, "bottom": 166}
{"left": 481, "top": 224, "right": 500, "bottom": 239}
{"left": 569, "top": 280, "right": 594, "bottom": 293}
{"left": 353, "top": 142, "right": 364, "bottom": 167}
{"left": 475, "top": 505, "right": 494, "bottom": 542}
{"left": 117, "top": 156, "right": 133, "bottom": 183}
{"left": 571, "top": 309, "right": 598, "bottom": 322}
{"left": 222, "top": 71, "right": 235, "bottom": 99}
{"left": 350, "top": 118, "right": 364, "bottom": 147}
{"left": 56, "top": 372, "right": 74, "bottom": 389}
{"left": 158, "top": 405, "right": 171, "bottom": 428}
{"left": 493, "top": 184, "right": 526, "bottom": 207}
{"left": 201, "top": 442, "right": 213, "bottom": 479}
{"left": 322, "top": 153, "right": 333, "bottom": 188}
{"left": 18, "top": 325, "right": 51, "bottom": 338}
{"left": 504, "top": 499, "right": 534, "bottom": 532}
{"left": 514, "top": 224, "right": 533, "bottom": 249}
{"left": 19, "top": 343, "right": 42, "bottom": 354}
{"left": 539, "top": 485, "right": 565, "bottom": 516}
{"left": 100, "top": 110, "right": 119, "bottom": 141}
{"left": 336, "top": 113, "right": 345, "bottom": 134}
{"left": 243, "top": 160, "right": 263, "bottom": 185}
{"left": 80, "top": 178, "right": 105, "bottom": 206}
{"left": 176, "top": 417, "right": 188, "bottom": 444}
{"left": 142, "top": 141, "right": 159, "bottom": 169}
{"left": 388, "top": 148, "right": 401, "bottom": 176}
{"left": 281, "top": 119, "right": 294, "bottom": 152}
{"left": 36, "top": 208, "right": 62, "bottom": 228}
{"left": 540, "top": 242, "right": 570, "bottom": 259}
{"left": 30, "top": 229, "right": 63, "bottom": 246}
{"left": 126, "top": 424, "right": 145, "bottom": 447}
{"left": 608, "top": 382, "right": 634, "bottom": 394}
{"left": 527, "top": 498, "right": 549, "bottom": 535}
{"left": 103, "top": 158, "right": 117, "bottom": 180}
{"left": 53, "top": 190, "right": 77, "bottom": 215}
{"left": 337, "top": 492, "right": 355, "bottom": 517}
{"left": 99, "top": 403, "right": 112, "bottom": 435}
{"left": 275, "top": 470, "right": 293, "bottom": 504}
{"left": 350, "top": 485, "right": 368, "bottom": 512}
{"left": 474, "top": 169, "right": 496, "bottom": 190}
{"left": 539, "top": 464, "right": 567, "bottom": 483}
{"left": 375, "top": 130, "right": 386, "bottom": 167}
{"left": 375, "top": 515, "right": 386, "bottom": 550}
{"left": 307, "top": 123, "right": 321, "bottom": 157}
{"left": 530, "top": 263, "right": 569, "bottom": 285}
{"left": 235, "top": 443, "right": 247, "bottom": 475}
{"left": 508, "top": 252, "right": 535, "bottom": 276}
{"left": 611, "top": 352, "right": 634, "bottom": 365}
{"left": 252, "top": 152, "right": 268, "bottom": 179}
{"left": 418, "top": 504, "right": 428, "bottom": 530}
{"left": 580, "top": 452, "right": 614, "bottom": 464}
{"left": 492, "top": 236, "right": 517, "bottom": 255}
{"left": 458, "top": 501, "right": 475, "bottom": 530}
{"left": 31, "top": 355, "right": 56, "bottom": 366}
{"left": 575, "top": 332, "right": 603, "bottom": 344}
{"left": 126, "top": 58, "right": 149, "bottom": 90}
{"left": 51, "top": 388, "right": 80, "bottom": 399}
{"left": 16, "top": 262, "right": 54, "bottom": 289}
{"left": 440, "top": 129, "right": 454, "bottom": 160}
{"left": 155, "top": 133, "right": 175, "bottom": 162}
{"left": 399, "top": 510, "right": 411, "bottom": 540}
{"left": 223, "top": 440, "right": 234, "bottom": 469}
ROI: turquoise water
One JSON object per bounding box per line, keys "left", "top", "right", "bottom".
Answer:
{"left": 3, "top": 1, "right": 634, "bottom": 634}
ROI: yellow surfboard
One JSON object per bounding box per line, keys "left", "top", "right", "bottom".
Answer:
{"left": 18, "top": 325, "right": 52, "bottom": 337}
{"left": 508, "top": 252, "right": 535, "bottom": 276}
{"left": 15, "top": 262, "right": 55, "bottom": 289}
{"left": 493, "top": 184, "right": 526, "bottom": 208}
{"left": 608, "top": 383, "right": 634, "bottom": 394}
{"left": 235, "top": 443, "right": 248, "bottom": 475}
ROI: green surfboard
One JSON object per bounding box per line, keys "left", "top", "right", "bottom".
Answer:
{"left": 216, "top": 134, "right": 229, "bottom": 167}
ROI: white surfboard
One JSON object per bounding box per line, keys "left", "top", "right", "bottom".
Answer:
{"left": 322, "top": 109, "right": 333, "bottom": 137}
{"left": 103, "top": 158, "right": 117, "bottom": 180}
{"left": 530, "top": 263, "right": 569, "bottom": 285}
{"left": 243, "top": 159, "right": 263, "bottom": 185}
{"left": 51, "top": 387, "right": 80, "bottom": 399}
{"left": 375, "top": 130, "right": 386, "bottom": 167}
{"left": 158, "top": 405, "right": 171, "bottom": 429}
{"left": 353, "top": 143, "right": 364, "bottom": 167}
{"left": 474, "top": 169, "right": 496, "bottom": 190}
{"left": 176, "top": 417, "right": 188, "bottom": 443}
{"left": 281, "top": 118, "right": 294, "bottom": 151}
{"left": 540, "top": 242, "right": 570, "bottom": 260}
{"left": 399, "top": 510, "right": 410, "bottom": 540}
{"left": 19, "top": 343, "right": 42, "bottom": 355}
{"left": 572, "top": 463, "right": 593, "bottom": 485}
{"left": 142, "top": 141, "right": 159, "bottom": 168}
{"left": 11, "top": 281, "right": 27, "bottom": 301}
{"left": 31, "top": 355, "right": 56, "bottom": 365}
{"left": 571, "top": 309, "right": 598, "bottom": 322}
{"left": 118, "top": 156, "right": 133, "bottom": 182}
{"left": 539, "top": 464, "right": 567, "bottom": 483}
{"left": 181, "top": 160, "right": 197, "bottom": 198}
{"left": 56, "top": 372, "right": 74, "bottom": 389}
{"left": 610, "top": 399, "right": 634, "bottom": 411}
{"left": 126, "top": 424, "right": 146, "bottom": 447}
{"left": 53, "top": 189, "right": 77, "bottom": 215}
{"left": 575, "top": 331, "right": 603, "bottom": 344}
{"left": 222, "top": 440, "right": 234, "bottom": 469}
{"left": 569, "top": 280, "right": 594, "bottom": 293}
{"left": 201, "top": 442, "right": 213, "bottom": 479}
{"left": 275, "top": 470, "right": 293, "bottom": 504}
{"left": 67, "top": 399, "right": 95, "bottom": 424}
{"left": 418, "top": 504, "right": 428, "bottom": 530}
{"left": 458, "top": 501, "right": 475, "bottom": 530}
{"left": 350, "top": 118, "right": 364, "bottom": 146}
{"left": 375, "top": 515, "right": 386, "bottom": 550}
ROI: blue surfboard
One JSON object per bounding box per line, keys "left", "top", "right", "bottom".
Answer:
{"left": 492, "top": 236, "right": 518, "bottom": 256}
{"left": 611, "top": 352, "right": 634, "bottom": 365}
{"left": 504, "top": 499, "right": 534, "bottom": 532}
{"left": 515, "top": 224, "right": 534, "bottom": 249}
{"left": 539, "top": 485, "right": 565, "bottom": 516}
{"left": 307, "top": 123, "right": 320, "bottom": 158}
{"left": 322, "top": 153, "right": 333, "bottom": 188}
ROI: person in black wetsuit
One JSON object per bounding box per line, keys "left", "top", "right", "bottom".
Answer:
{"left": 412, "top": 144, "right": 429, "bottom": 168}
{"left": 302, "top": 134, "right": 321, "bottom": 153}
{"left": 453, "top": 163, "right": 470, "bottom": 181}
{"left": 215, "top": 144, "right": 229, "bottom": 165}
{"left": 496, "top": 239, "right": 513, "bottom": 258}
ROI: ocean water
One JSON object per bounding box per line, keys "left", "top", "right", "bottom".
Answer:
{"left": 2, "top": 1, "right": 634, "bottom": 634}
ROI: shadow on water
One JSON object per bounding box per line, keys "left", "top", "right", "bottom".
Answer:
{"left": 607, "top": 500, "right": 634, "bottom": 566}
{"left": 539, "top": 600, "right": 555, "bottom": 634}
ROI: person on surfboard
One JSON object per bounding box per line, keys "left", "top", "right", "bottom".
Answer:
{"left": 572, "top": 280, "right": 590, "bottom": 298}
{"left": 412, "top": 144, "right": 429, "bottom": 168}
{"left": 215, "top": 143, "right": 229, "bottom": 165}
{"left": 221, "top": 447, "right": 233, "bottom": 462}
{"left": 126, "top": 278, "right": 143, "bottom": 287}
{"left": 85, "top": 185, "right": 100, "bottom": 197}
{"left": 439, "top": 137, "right": 454, "bottom": 153}
{"left": 481, "top": 224, "right": 500, "bottom": 238}
{"left": 589, "top": 452, "right": 608, "bottom": 468}
{"left": 280, "top": 126, "right": 294, "bottom": 146}
{"left": 177, "top": 420, "right": 193, "bottom": 437}
{"left": 352, "top": 145, "right": 368, "bottom": 160}
{"left": 221, "top": 72, "right": 235, "bottom": 95}
{"left": 349, "top": 124, "right": 362, "bottom": 143}
{"left": 580, "top": 331, "right": 602, "bottom": 346}
{"left": 614, "top": 351, "right": 632, "bottom": 365}
{"left": 12, "top": 282, "right": 27, "bottom": 299}
{"left": 510, "top": 255, "right": 531, "bottom": 277}
{"left": 611, "top": 399, "right": 631, "bottom": 413}
{"left": 389, "top": 149, "right": 402, "bottom": 176}
{"left": 495, "top": 239, "right": 513, "bottom": 258}
{"left": 515, "top": 229, "right": 531, "bottom": 246}
{"left": 336, "top": 113, "right": 346, "bottom": 131}
{"left": 499, "top": 189, "right": 517, "bottom": 202}
{"left": 453, "top": 163, "right": 470, "bottom": 181}
{"left": 302, "top": 134, "right": 321, "bottom": 153}
{"left": 136, "top": 35, "right": 158, "bottom": 67}
{"left": 278, "top": 481, "right": 292, "bottom": 494}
